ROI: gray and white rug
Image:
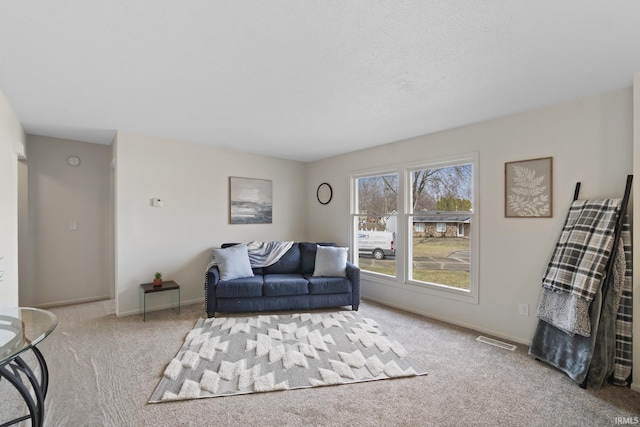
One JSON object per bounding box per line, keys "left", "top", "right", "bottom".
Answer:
{"left": 149, "top": 311, "right": 427, "bottom": 402}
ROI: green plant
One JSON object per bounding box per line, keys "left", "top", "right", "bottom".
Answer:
{"left": 154, "top": 272, "right": 162, "bottom": 280}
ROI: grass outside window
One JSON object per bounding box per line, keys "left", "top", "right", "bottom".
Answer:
{"left": 361, "top": 237, "right": 471, "bottom": 290}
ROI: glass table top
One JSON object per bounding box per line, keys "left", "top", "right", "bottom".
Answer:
{"left": 0, "top": 307, "right": 57, "bottom": 366}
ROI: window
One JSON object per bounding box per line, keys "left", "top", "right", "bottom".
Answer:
{"left": 409, "top": 163, "right": 473, "bottom": 291}
{"left": 351, "top": 153, "right": 478, "bottom": 302}
{"left": 354, "top": 173, "right": 398, "bottom": 277}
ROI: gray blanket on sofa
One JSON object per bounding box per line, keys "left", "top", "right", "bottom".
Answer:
{"left": 244, "top": 240, "right": 295, "bottom": 267}
{"left": 205, "top": 241, "right": 294, "bottom": 273}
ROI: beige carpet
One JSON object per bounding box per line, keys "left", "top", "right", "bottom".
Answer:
{"left": 150, "top": 311, "right": 426, "bottom": 402}
{"left": 1, "top": 299, "right": 639, "bottom": 426}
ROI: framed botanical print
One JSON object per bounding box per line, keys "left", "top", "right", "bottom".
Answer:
{"left": 505, "top": 157, "right": 552, "bottom": 218}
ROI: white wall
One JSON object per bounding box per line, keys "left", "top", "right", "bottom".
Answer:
{"left": 114, "top": 131, "right": 308, "bottom": 316}
{"left": 307, "top": 88, "right": 633, "bottom": 349}
{"left": 0, "top": 90, "right": 25, "bottom": 306}
{"left": 19, "top": 135, "right": 112, "bottom": 307}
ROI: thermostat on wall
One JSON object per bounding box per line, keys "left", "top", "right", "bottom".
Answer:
{"left": 151, "top": 198, "right": 164, "bottom": 207}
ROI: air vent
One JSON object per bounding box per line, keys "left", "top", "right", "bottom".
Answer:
{"left": 476, "top": 336, "right": 517, "bottom": 351}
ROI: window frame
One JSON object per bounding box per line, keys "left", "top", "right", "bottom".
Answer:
{"left": 351, "top": 169, "right": 399, "bottom": 279}
{"left": 350, "top": 152, "right": 479, "bottom": 304}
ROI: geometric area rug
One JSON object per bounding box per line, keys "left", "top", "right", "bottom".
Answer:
{"left": 149, "top": 311, "right": 427, "bottom": 402}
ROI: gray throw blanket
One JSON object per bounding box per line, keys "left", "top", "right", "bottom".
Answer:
{"left": 205, "top": 241, "right": 294, "bottom": 273}
{"left": 244, "top": 240, "right": 295, "bottom": 267}
{"left": 537, "top": 199, "right": 621, "bottom": 337}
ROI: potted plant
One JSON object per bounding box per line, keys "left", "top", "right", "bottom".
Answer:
{"left": 153, "top": 272, "right": 163, "bottom": 287}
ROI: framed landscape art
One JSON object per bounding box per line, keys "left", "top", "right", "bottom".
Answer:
{"left": 505, "top": 157, "right": 552, "bottom": 218}
{"left": 229, "top": 177, "right": 273, "bottom": 224}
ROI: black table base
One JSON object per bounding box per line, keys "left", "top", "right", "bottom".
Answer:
{"left": 0, "top": 346, "right": 49, "bottom": 427}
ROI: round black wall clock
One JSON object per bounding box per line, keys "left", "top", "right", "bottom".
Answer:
{"left": 316, "top": 182, "right": 333, "bottom": 205}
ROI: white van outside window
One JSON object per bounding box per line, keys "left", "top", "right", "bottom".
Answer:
{"left": 358, "top": 231, "right": 396, "bottom": 260}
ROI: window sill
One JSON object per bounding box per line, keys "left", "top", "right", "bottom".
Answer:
{"left": 360, "top": 271, "right": 478, "bottom": 304}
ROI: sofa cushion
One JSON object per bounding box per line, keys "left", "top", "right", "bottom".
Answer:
{"left": 212, "top": 244, "right": 254, "bottom": 281}
{"left": 300, "top": 242, "right": 336, "bottom": 275}
{"left": 263, "top": 274, "right": 309, "bottom": 296}
{"left": 313, "top": 246, "right": 348, "bottom": 277}
{"left": 216, "top": 297, "right": 264, "bottom": 313}
{"left": 262, "top": 244, "right": 301, "bottom": 274}
{"left": 305, "top": 276, "right": 352, "bottom": 294}
{"left": 216, "top": 276, "right": 264, "bottom": 298}
{"left": 264, "top": 295, "right": 310, "bottom": 311}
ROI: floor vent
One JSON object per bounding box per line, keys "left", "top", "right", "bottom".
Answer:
{"left": 476, "top": 336, "right": 517, "bottom": 351}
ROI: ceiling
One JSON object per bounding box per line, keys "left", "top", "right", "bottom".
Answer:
{"left": 2, "top": 1, "right": 640, "bottom": 163}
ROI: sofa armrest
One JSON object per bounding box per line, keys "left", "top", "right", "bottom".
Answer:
{"left": 346, "top": 262, "right": 361, "bottom": 310}
{"left": 205, "top": 266, "right": 220, "bottom": 317}
{"left": 207, "top": 266, "right": 220, "bottom": 286}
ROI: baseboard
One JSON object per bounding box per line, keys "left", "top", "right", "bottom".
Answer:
{"left": 362, "top": 296, "right": 531, "bottom": 346}
{"left": 116, "top": 297, "right": 205, "bottom": 317}
{"left": 36, "top": 295, "right": 111, "bottom": 309}
{"left": 631, "top": 382, "right": 640, "bottom": 393}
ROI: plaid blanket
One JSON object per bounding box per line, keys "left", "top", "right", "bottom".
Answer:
{"left": 542, "top": 199, "right": 622, "bottom": 301}
{"left": 613, "top": 220, "right": 632, "bottom": 386}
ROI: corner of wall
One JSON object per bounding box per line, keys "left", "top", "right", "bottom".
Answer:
{"left": 0, "top": 89, "right": 25, "bottom": 306}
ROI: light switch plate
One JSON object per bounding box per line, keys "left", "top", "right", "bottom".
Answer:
{"left": 518, "top": 303, "right": 530, "bottom": 316}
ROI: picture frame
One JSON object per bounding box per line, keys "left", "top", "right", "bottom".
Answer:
{"left": 229, "top": 177, "right": 273, "bottom": 224}
{"left": 505, "top": 157, "right": 552, "bottom": 218}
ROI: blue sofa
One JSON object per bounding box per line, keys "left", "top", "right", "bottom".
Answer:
{"left": 205, "top": 242, "right": 360, "bottom": 318}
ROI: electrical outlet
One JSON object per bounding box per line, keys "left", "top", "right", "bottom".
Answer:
{"left": 518, "top": 303, "right": 529, "bottom": 316}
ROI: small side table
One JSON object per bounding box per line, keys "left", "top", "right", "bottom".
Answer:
{"left": 140, "top": 280, "right": 180, "bottom": 321}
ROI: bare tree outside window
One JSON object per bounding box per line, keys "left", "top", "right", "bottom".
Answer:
{"left": 357, "top": 175, "right": 397, "bottom": 216}
{"left": 412, "top": 165, "right": 472, "bottom": 212}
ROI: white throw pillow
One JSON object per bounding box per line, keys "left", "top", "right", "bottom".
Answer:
{"left": 212, "top": 244, "right": 254, "bottom": 281}
{"left": 313, "top": 246, "right": 348, "bottom": 277}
